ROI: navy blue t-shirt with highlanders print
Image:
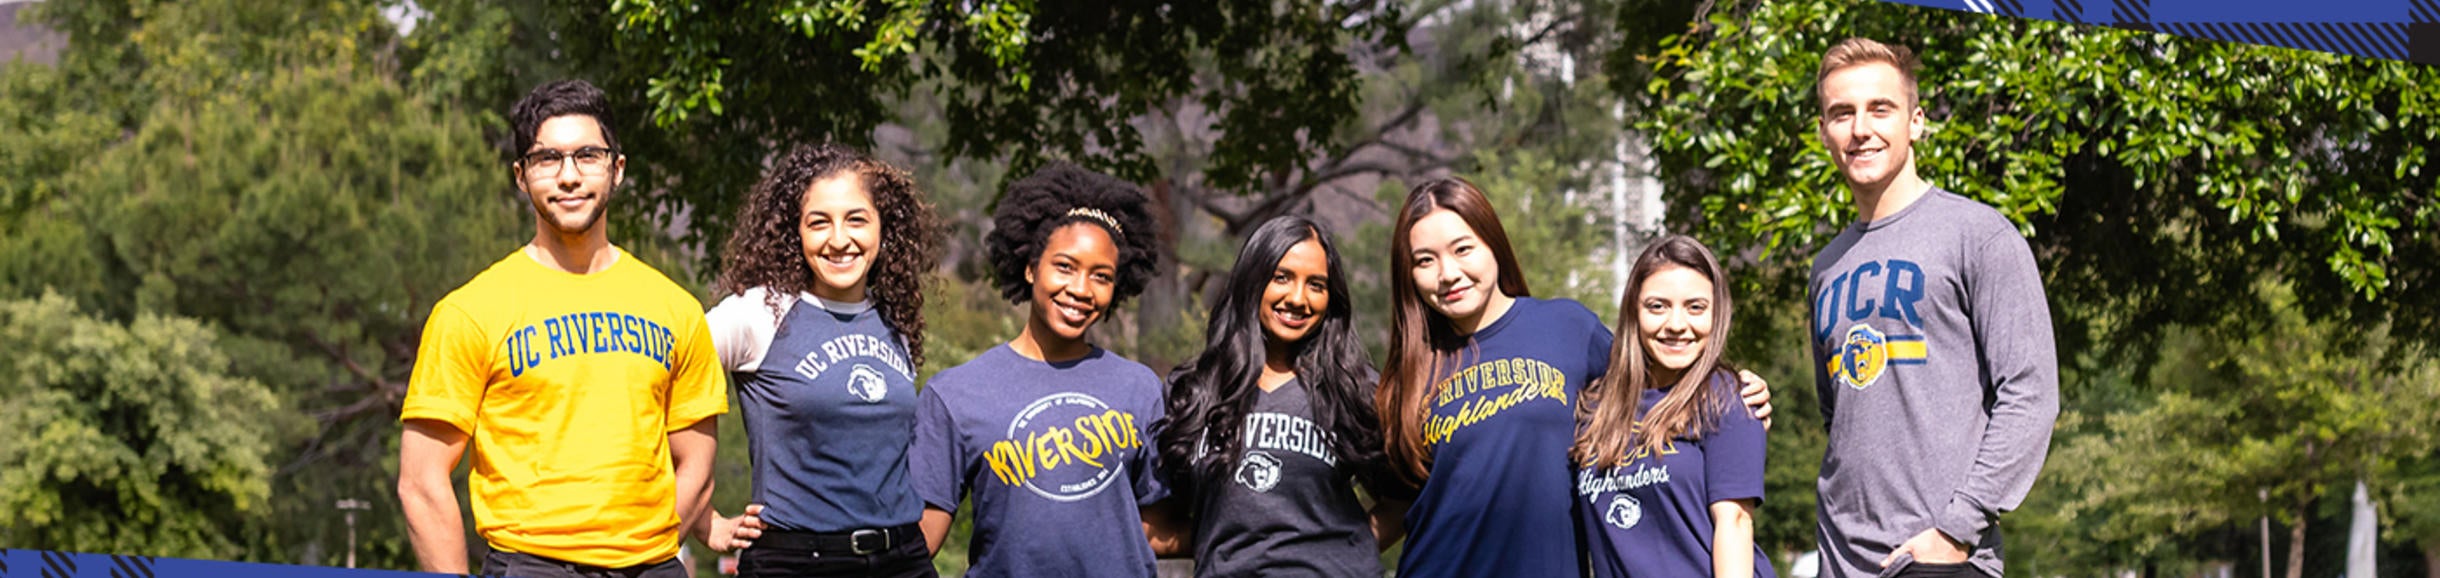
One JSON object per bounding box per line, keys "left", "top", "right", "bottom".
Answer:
{"left": 1398, "top": 297, "right": 1610, "bottom": 578}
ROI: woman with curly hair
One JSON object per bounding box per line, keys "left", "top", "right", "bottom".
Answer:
{"left": 1153, "top": 215, "right": 1407, "bottom": 577}
{"left": 907, "top": 162, "right": 1178, "bottom": 578}
{"left": 694, "top": 143, "right": 944, "bottom": 578}
{"left": 1375, "top": 178, "right": 1772, "bottom": 577}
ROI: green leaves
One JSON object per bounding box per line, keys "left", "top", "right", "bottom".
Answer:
{"left": 1631, "top": 0, "right": 2440, "bottom": 355}
{"left": 0, "top": 293, "right": 281, "bottom": 558}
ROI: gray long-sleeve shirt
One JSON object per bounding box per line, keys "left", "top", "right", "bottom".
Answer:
{"left": 1808, "top": 188, "right": 2060, "bottom": 577}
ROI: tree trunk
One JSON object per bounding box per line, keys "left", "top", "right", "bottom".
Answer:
{"left": 2288, "top": 492, "right": 2313, "bottom": 578}
{"left": 2423, "top": 539, "right": 2440, "bottom": 578}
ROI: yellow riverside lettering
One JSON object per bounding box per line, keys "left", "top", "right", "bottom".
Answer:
{"left": 1422, "top": 358, "right": 1572, "bottom": 447}
{"left": 983, "top": 409, "right": 1143, "bottom": 488}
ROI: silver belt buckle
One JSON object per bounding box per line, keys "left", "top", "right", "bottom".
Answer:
{"left": 850, "top": 528, "right": 885, "bottom": 555}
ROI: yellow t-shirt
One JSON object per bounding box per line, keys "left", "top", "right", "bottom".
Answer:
{"left": 402, "top": 247, "right": 727, "bottom": 568}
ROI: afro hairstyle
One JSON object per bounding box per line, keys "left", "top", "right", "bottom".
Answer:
{"left": 985, "top": 162, "right": 1162, "bottom": 306}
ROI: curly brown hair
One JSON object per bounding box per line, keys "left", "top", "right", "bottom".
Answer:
{"left": 717, "top": 143, "right": 945, "bottom": 368}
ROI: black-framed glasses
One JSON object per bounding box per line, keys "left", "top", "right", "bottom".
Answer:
{"left": 519, "top": 146, "right": 620, "bottom": 177}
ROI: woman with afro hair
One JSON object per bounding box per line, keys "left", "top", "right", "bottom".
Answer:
{"left": 908, "top": 162, "right": 1182, "bottom": 578}
{"left": 693, "top": 143, "right": 945, "bottom": 578}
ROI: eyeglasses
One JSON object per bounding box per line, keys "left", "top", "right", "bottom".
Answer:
{"left": 519, "top": 146, "right": 620, "bottom": 177}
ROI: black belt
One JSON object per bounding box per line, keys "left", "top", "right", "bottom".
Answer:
{"left": 758, "top": 523, "right": 922, "bottom": 556}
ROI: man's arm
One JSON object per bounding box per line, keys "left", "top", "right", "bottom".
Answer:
{"left": 1930, "top": 228, "right": 2061, "bottom": 553}
{"left": 399, "top": 419, "right": 472, "bottom": 574}
{"left": 670, "top": 417, "right": 718, "bottom": 546}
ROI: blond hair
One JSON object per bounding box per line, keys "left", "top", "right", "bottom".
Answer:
{"left": 1815, "top": 37, "right": 1922, "bottom": 109}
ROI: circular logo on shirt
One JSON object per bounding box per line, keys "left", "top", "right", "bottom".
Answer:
{"left": 846, "top": 364, "right": 888, "bottom": 403}
{"left": 1234, "top": 451, "right": 1283, "bottom": 493}
{"left": 1004, "top": 392, "right": 1135, "bottom": 502}
{"left": 1605, "top": 494, "right": 1643, "bottom": 530}
{"left": 1836, "top": 323, "right": 1890, "bottom": 390}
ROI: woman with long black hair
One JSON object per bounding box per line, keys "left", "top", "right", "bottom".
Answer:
{"left": 1155, "top": 215, "right": 1405, "bottom": 577}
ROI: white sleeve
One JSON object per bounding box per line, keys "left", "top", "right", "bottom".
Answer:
{"left": 704, "top": 287, "right": 792, "bottom": 372}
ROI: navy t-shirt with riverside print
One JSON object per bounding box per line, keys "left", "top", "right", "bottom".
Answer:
{"left": 1398, "top": 297, "right": 1612, "bottom": 578}
{"left": 705, "top": 289, "right": 923, "bottom": 533}
{"left": 1577, "top": 371, "right": 1775, "bottom": 578}
{"left": 910, "top": 344, "right": 1168, "bottom": 578}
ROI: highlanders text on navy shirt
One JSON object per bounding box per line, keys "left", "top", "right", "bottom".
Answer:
{"left": 1398, "top": 297, "right": 1610, "bottom": 578}
{"left": 1576, "top": 371, "right": 1774, "bottom": 578}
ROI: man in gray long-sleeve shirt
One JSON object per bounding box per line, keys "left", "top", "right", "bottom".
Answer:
{"left": 1806, "top": 37, "right": 2060, "bottom": 578}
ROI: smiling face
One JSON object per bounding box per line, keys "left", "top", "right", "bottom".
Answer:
{"left": 1818, "top": 61, "right": 1925, "bottom": 195}
{"left": 798, "top": 173, "right": 881, "bottom": 303}
{"left": 1260, "top": 238, "right": 1332, "bottom": 348}
{"left": 1635, "top": 264, "right": 1716, "bottom": 384}
{"left": 1407, "top": 209, "right": 1510, "bottom": 333}
{"left": 1022, "top": 223, "right": 1120, "bottom": 357}
{"left": 516, "top": 115, "right": 622, "bottom": 237}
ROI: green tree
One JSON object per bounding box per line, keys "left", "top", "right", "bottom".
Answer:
{"left": 4, "top": 0, "right": 528, "bottom": 566}
{"left": 2037, "top": 284, "right": 2439, "bottom": 577}
{"left": 0, "top": 293, "right": 286, "bottom": 558}
{"left": 1628, "top": 0, "right": 2439, "bottom": 355}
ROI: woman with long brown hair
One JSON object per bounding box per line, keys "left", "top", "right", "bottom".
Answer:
{"left": 1374, "top": 178, "right": 1771, "bottom": 576}
{"left": 1573, "top": 235, "right": 1773, "bottom": 578}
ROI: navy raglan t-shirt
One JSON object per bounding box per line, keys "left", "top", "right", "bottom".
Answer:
{"left": 1397, "top": 297, "right": 1612, "bottom": 578}
{"left": 909, "top": 344, "right": 1168, "bottom": 578}
{"left": 706, "top": 289, "right": 922, "bottom": 532}
{"left": 1576, "top": 371, "right": 1775, "bottom": 578}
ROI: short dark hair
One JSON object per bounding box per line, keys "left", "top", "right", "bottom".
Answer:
{"left": 983, "top": 163, "right": 1162, "bottom": 306}
{"left": 510, "top": 80, "right": 620, "bottom": 158}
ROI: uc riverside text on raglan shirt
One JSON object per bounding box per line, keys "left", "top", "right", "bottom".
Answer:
{"left": 910, "top": 344, "right": 1167, "bottom": 578}
{"left": 1399, "top": 297, "right": 1610, "bottom": 578}
{"left": 402, "top": 248, "right": 729, "bottom": 568}
{"left": 705, "top": 287, "right": 922, "bottom": 533}
{"left": 1575, "top": 371, "right": 1775, "bottom": 578}
{"left": 1809, "top": 188, "right": 2059, "bottom": 577}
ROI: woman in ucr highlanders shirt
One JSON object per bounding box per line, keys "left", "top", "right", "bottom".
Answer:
{"left": 1573, "top": 235, "right": 1775, "bottom": 578}
{"left": 1374, "top": 178, "right": 1773, "bottom": 577}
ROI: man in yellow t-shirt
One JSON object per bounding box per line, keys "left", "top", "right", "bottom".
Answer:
{"left": 397, "top": 79, "right": 726, "bottom": 578}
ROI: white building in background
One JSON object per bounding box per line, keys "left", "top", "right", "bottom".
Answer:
{"left": 1506, "top": 3, "right": 1669, "bottom": 297}
{"left": 0, "top": 0, "right": 65, "bottom": 69}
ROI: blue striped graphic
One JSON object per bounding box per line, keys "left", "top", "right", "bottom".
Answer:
{"left": 1875, "top": 0, "right": 2438, "bottom": 63}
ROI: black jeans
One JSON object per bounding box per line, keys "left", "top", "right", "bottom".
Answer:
{"left": 738, "top": 530, "right": 937, "bottom": 578}
{"left": 1892, "top": 561, "right": 1987, "bottom": 578}
{"left": 482, "top": 551, "right": 687, "bottom": 578}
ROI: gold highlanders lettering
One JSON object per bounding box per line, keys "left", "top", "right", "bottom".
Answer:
{"left": 1424, "top": 358, "right": 1569, "bottom": 446}
{"left": 984, "top": 409, "right": 1142, "bottom": 488}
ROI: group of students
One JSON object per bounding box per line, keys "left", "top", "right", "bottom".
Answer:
{"left": 398, "top": 36, "right": 2057, "bottom": 578}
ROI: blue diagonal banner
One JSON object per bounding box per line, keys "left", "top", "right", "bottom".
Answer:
{"left": 1876, "top": 0, "right": 2439, "bottom": 63}
{"left": 0, "top": 550, "right": 478, "bottom": 578}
